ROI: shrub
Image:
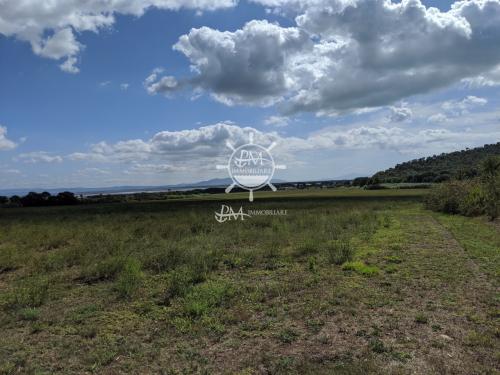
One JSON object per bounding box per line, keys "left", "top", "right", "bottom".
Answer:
{"left": 425, "top": 179, "right": 488, "bottom": 216}
{"left": 325, "top": 239, "right": 353, "bottom": 265}
{"left": 115, "top": 258, "right": 143, "bottom": 299}
{"left": 425, "top": 180, "right": 471, "bottom": 214}
{"left": 425, "top": 157, "right": 500, "bottom": 220}
{"left": 459, "top": 183, "right": 486, "bottom": 216}
{"left": 481, "top": 156, "right": 500, "bottom": 220}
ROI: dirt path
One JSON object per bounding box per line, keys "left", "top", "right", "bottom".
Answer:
{"left": 362, "top": 212, "right": 499, "bottom": 374}
{"left": 359, "top": 211, "right": 500, "bottom": 374}
{"left": 201, "top": 211, "right": 500, "bottom": 374}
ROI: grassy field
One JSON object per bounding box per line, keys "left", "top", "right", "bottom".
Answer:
{"left": 163, "top": 187, "right": 428, "bottom": 202}
{"left": 0, "top": 189, "right": 498, "bottom": 374}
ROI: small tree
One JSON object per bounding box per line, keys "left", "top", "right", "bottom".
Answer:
{"left": 480, "top": 156, "right": 500, "bottom": 220}
{"left": 9, "top": 195, "right": 21, "bottom": 206}
{"left": 56, "top": 191, "right": 79, "bottom": 205}
{"left": 352, "top": 177, "right": 370, "bottom": 187}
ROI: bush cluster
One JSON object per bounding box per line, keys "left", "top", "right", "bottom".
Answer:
{"left": 425, "top": 156, "right": 500, "bottom": 220}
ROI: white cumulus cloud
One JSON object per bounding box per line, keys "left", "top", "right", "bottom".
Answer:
{"left": 428, "top": 95, "right": 488, "bottom": 123}
{"left": 388, "top": 105, "right": 413, "bottom": 123}
{"left": 15, "top": 151, "right": 63, "bottom": 163}
{"left": 144, "top": 70, "right": 179, "bottom": 95}
{"left": 165, "top": 0, "right": 500, "bottom": 115}
{"left": 0, "top": 0, "right": 237, "bottom": 73}
{"left": 0, "top": 126, "right": 17, "bottom": 151}
{"left": 264, "top": 115, "right": 290, "bottom": 127}
{"left": 170, "top": 20, "right": 310, "bottom": 106}
{"left": 67, "top": 121, "right": 500, "bottom": 174}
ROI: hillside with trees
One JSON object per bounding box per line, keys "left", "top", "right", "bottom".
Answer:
{"left": 372, "top": 142, "right": 500, "bottom": 183}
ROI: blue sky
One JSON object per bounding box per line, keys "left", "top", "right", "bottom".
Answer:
{"left": 1, "top": 0, "right": 500, "bottom": 189}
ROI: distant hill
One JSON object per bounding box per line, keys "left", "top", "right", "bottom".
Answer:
{"left": 372, "top": 142, "right": 500, "bottom": 183}
{"left": 0, "top": 178, "right": 288, "bottom": 197}
{"left": 187, "top": 177, "right": 286, "bottom": 187}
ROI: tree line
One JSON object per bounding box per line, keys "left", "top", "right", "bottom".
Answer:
{"left": 0, "top": 191, "right": 79, "bottom": 207}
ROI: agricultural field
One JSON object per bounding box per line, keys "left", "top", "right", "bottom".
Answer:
{"left": 0, "top": 189, "right": 498, "bottom": 374}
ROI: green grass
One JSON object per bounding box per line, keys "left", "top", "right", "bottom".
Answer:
{"left": 342, "top": 261, "right": 380, "bottom": 276}
{"left": 434, "top": 213, "right": 500, "bottom": 279}
{"left": 277, "top": 327, "right": 300, "bottom": 344}
{"left": 18, "top": 307, "right": 40, "bottom": 321}
{"left": 325, "top": 239, "right": 354, "bottom": 265}
{"left": 115, "top": 258, "right": 143, "bottom": 299}
{"left": 0, "top": 189, "right": 498, "bottom": 374}
{"left": 4, "top": 277, "right": 49, "bottom": 309}
{"left": 172, "top": 186, "right": 428, "bottom": 202}
{"left": 180, "top": 279, "right": 234, "bottom": 318}
{"left": 414, "top": 313, "right": 429, "bottom": 324}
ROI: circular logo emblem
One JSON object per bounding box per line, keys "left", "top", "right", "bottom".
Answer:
{"left": 229, "top": 143, "right": 275, "bottom": 189}
{"left": 216, "top": 133, "right": 286, "bottom": 201}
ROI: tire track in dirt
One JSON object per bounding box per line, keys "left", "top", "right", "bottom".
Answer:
{"left": 386, "top": 212, "right": 499, "bottom": 374}
{"left": 430, "top": 215, "right": 498, "bottom": 302}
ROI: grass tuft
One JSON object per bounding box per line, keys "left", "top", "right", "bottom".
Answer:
{"left": 5, "top": 277, "right": 49, "bottom": 309}
{"left": 181, "top": 279, "right": 234, "bottom": 318}
{"left": 79, "top": 256, "right": 125, "bottom": 283}
{"left": 325, "top": 239, "right": 354, "bottom": 265}
{"left": 277, "top": 328, "right": 300, "bottom": 344}
{"left": 369, "top": 338, "right": 388, "bottom": 353}
{"left": 18, "top": 307, "right": 39, "bottom": 321}
{"left": 294, "top": 238, "right": 320, "bottom": 257}
{"left": 342, "top": 261, "right": 380, "bottom": 276}
{"left": 163, "top": 268, "right": 195, "bottom": 304}
{"left": 414, "top": 313, "right": 428, "bottom": 324}
{"left": 115, "top": 258, "right": 143, "bottom": 299}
